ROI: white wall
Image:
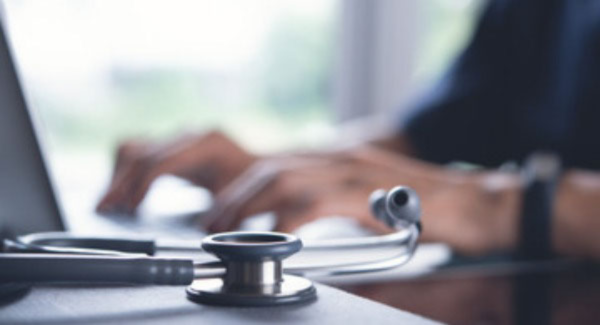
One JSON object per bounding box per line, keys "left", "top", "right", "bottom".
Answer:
{"left": 333, "top": 0, "right": 421, "bottom": 122}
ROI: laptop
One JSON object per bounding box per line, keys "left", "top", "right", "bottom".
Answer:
{"left": 0, "top": 7, "right": 64, "bottom": 237}
{"left": 0, "top": 6, "right": 211, "bottom": 240}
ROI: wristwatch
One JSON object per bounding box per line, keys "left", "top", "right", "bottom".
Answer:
{"left": 517, "top": 152, "right": 561, "bottom": 260}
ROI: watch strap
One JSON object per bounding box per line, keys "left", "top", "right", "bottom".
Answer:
{"left": 517, "top": 152, "right": 561, "bottom": 260}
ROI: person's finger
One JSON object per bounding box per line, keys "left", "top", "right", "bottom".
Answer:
{"left": 109, "top": 139, "right": 149, "bottom": 181}
{"left": 97, "top": 154, "right": 158, "bottom": 214}
{"left": 97, "top": 161, "right": 143, "bottom": 213}
{"left": 99, "top": 143, "right": 175, "bottom": 214}
{"left": 207, "top": 161, "right": 376, "bottom": 233}
{"left": 118, "top": 145, "right": 214, "bottom": 213}
{"left": 271, "top": 188, "right": 393, "bottom": 235}
{"left": 206, "top": 154, "right": 412, "bottom": 234}
{"left": 205, "top": 158, "right": 325, "bottom": 232}
{"left": 98, "top": 130, "right": 256, "bottom": 215}
{"left": 205, "top": 162, "right": 287, "bottom": 232}
{"left": 121, "top": 155, "right": 166, "bottom": 213}
{"left": 166, "top": 131, "right": 259, "bottom": 191}
{"left": 97, "top": 140, "right": 150, "bottom": 213}
{"left": 118, "top": 137, "right": 220, "bottom": 212}
{"left": 273, "top": 208, "right": 317, "bottom": 233}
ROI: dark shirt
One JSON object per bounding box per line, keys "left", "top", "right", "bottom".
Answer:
{"left": 405, "top": 0, "right": 600, "bottom": 170}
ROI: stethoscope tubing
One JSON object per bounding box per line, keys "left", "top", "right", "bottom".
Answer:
{"left": 10, "top": 225, "right": 415, "bottom": 254}
{"left": 1, "top": 186, "right": 422, "bottom": 287}
{"left": 0, "top": 224, "right": 419, "bottom": 285}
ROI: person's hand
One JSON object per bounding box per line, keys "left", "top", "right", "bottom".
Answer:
{"left": 97, "top": 129, "right": 522, "bottom": 256}
{"left": 96, "top": 131, "right": 257, "bottom": 215}
{"left": 421, "top": 172, "right": 522, "bottom": 255}
{"left": 203, "top": 145, "right": 523, "bottom": 256}
{"left": 204, "top": 148, "right": 403, "bottom": 234}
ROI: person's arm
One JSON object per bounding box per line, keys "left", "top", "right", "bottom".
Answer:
{"left": 332, "top": 0, "right": 519, "bottom": 167}
{"left": 554, "top": 171, "right": 600, "bottom": 258}
{"left": 95, "top": 128, "right": 600, "bottom": 258}
{"left": 436, "top": 168, "right": 600, "bottom": 258}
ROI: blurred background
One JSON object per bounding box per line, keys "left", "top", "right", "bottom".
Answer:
{"left": 1, "top": 0, "right": 485, "bottom": 208}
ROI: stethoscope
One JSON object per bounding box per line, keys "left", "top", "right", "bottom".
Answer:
{"left": 0, "top": 186, "right": 421, "bottom": 307}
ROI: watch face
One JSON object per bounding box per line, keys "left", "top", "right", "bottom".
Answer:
{"left": 524, "top": 152, "right": 561, "bottom": 182}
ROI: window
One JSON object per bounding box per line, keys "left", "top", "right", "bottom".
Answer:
{"left": 334, "top": 0, "right": 485, "bottom": 120}
{"left": 4, "top": 0, "right": 338, "bottom": 196}
{"left": 415, "top": 0, "right": 486, "bottom": 85}
{"left": 3, "top": 0, "right": 482, "bottom": 212}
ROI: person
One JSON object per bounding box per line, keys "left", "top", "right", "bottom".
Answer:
{"left": 96, "top": 0, "right": 600, "bottom": 258}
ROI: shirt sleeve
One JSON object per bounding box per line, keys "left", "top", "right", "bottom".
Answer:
{"left": 404, "top": 0, "right": 517, "bottom": 167}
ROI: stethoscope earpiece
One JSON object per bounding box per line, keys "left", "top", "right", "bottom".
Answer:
{"left": 370, "top": 186, "right": 421, "bottom": 229}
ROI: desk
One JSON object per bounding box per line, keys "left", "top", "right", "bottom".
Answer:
{"left": 0, "top": 283, "right": 439, "bottom": 325}
{"left": 341, "top": 259, "right": 600, "bottom": 325}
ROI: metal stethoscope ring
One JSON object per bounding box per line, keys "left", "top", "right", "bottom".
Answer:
{"left": 0, "top": 186, "right": 422, "bottom": 307}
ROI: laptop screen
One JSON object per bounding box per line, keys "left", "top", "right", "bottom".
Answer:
{"left": 0, "top": 7, "right": 65, "bottom": 237}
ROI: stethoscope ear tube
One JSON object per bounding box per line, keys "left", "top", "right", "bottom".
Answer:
{"left": 9, "top": 233, "right": 157, "bottom": 255}
{"left": 285, "top": 223, "right": 419, "bottom": 277}
{"left": 0, "top": 254, "right": 194, "bottom": 285}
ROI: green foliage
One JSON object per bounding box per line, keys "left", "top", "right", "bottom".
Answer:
{"left": 259, "top": 13, "right": 333, "bottom": 118}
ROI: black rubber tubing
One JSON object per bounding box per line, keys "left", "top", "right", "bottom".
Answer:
{"left": 19, "top": 237, "right": 157, "bottom": 255}
{"left": 0, "top": 254, "right": 194, "bottom": 285}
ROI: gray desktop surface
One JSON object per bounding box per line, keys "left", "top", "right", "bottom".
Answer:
{"left": 0, "top": 283, "right": 440, "bottom": 325}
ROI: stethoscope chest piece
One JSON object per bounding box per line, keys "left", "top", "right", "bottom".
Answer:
{"left": 186, "top": 232, "right": 316, "bottom": 306}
